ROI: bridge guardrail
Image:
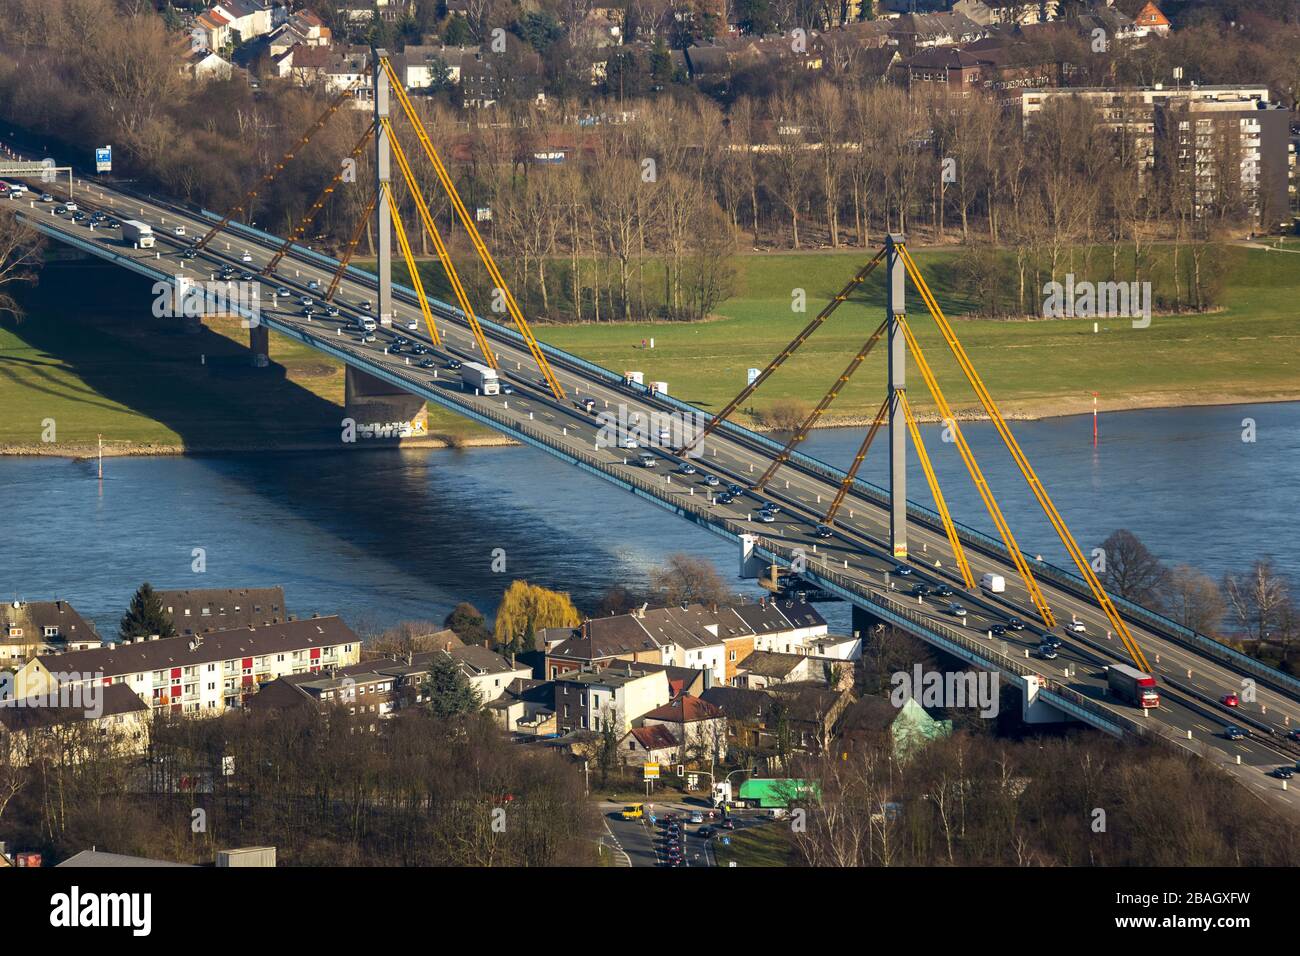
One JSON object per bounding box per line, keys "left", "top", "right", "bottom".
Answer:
{"left": 198, "top": 213, "right": 1300, "bottom": 699}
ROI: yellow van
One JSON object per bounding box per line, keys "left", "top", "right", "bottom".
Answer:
{"left": 620, "top": 803, "right": 644, "bottom": 820}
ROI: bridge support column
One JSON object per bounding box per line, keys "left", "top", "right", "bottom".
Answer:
{"left": 374, "top": 48, "right": 393, "bottom": 328}
{"left": 886, "top": 234, "right": 907, "bottom": 560}
{"left": 1020, "top": 674, "right": 1075, "bottom": 725}
{"left": 738, "top": 534, "right": 766, "bottom": 580}
{"left": 344, "top": 365, "right": 428, "bottom": 440}
{"left": 249, "top": 323, "right": 269, "bottom": 368}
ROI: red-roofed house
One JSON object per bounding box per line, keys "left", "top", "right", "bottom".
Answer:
{"left": 619, "top": 724, "right": 679, "bottom": 766}
{"left": 1133, "top": 2, "right": 1171, "bottom": 36}
{"left": 639, "top": 695, "right": 728, "bottom": 762}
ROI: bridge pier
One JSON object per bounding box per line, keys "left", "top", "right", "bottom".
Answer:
{"left": 344, "top": 365, "right": 428, "bottom": 440}
{"left": 1020, "top": 674, "right": 1075, "bottom": 725}
{"left": 249, "top": 323, "right": 269, "bottom": 368}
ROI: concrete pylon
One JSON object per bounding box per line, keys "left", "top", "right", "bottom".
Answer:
{"left": 249, "top": 323, "right": 269, "bottom": 368}
{"left": 886, "top": 233, "right": 907, "bottom": 560}
{"left": 373, "top": 48, "right": 393, "bottom": 328}
{"left": 344, "top": 366, "right": 428, "bottom": 438}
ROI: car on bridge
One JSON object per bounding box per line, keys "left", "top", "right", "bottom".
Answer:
{"left": 1223, "top": 725, "right": 1247, "bottom": 741}
{"left": 1007, "top": 618, "right": 1026, "bottom": 631}
{"left": 638, "top": 454, "right": 657, "bottom": 468}
{"left": 815, "top": 524, "right": 834, "bottom": 539}
{"left": 1288, "top": 729, "right": 1300, "bottom": 742}
{"left": 1036, "top": 643, "right": 1058, "bottom": 660}
{"left": 575, "top": 397, "right": 597, "bottom": 414}
{"left": 39, "top": 193, "right": 53, "bottom": 202}
{"left": 419, "top": 358, "right": 436, "bottom": 369}
{"left": 174, "top": 226, "right": 186, "bottom": 236}
{"left": 241, "top": 251, "right": 253, "bottom": 262}
{"left": 910, "top": 583, "right": 930, "bottom": 597}
{"left": 447, "top": 359, "right": 462, "bottom": 370}
{"left": 946, "top": 603, "right": 968, "bottom": 618}
{"left": 275, "top": 286, "right": 290, "bottom": 296}
{"left": 1069, "top": 620, "right": 1087, "bottom": 633}
{"left": 1221, "top": 693, "right": 1239, "bottom": 708}
{"left": 500, "top": 382, "right": 514, "bottom": 395}
{"left": 1270, "top": 766, "right": 1296, "bottom": 779}
{"left": 893, "top": 564, "right": 913, "bottom": 577}
{"left": 1041, "top": 634, "right": 1063, "bottom": 650}
{"left": 757, "top": 511, "right": 776, "bottom": 523}
{"left": 181, "top": 249, "right": 197, "bottom": 260}
{"left": 64, "top": 201, "right": 77, "bottom": 211}
{"left": 703, "top": 475, "right": 720, "bottom": 487}
{"left": 934, "top": 583, "right": 954, "bottom": 597}
{"left": 678, "top": 462, "right": 697, "bottom": 475}
{"left": 307, "top": 279, "right": 320, "bottom": 290}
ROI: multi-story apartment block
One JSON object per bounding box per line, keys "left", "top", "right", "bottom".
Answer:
{"left": 155, "top": 586, "right": 288, "bottom": 636}
{"left": 553, "top": 665, "right": 671, "bottom": 735}
{"left": 12, "top": 617, "right": 361, "bottom": 717}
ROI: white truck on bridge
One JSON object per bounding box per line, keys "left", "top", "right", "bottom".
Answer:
{"left": 461, "top": 361, "right": 500, "bottom": 396}
{"left": 122, "top": 219, "right": 155, "bottom": 249}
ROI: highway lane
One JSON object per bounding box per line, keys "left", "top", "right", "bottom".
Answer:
{"left": 17, "top": 173, "right": 1300, "bottom": 815}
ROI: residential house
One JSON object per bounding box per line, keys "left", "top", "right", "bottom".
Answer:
{"left": 619, "top": 723, "right": 679, "bottom": 766}
{"left": 553, "top": 664, "right": 671, "bottom": 735}
{"left": 1, "top": 599, "right": 100, "bottom": 666}
{"left": 638, "top": 694, "right": 728, "bottom": 763}
{"left": 732, "top": 650, "right": 850, "bottom": 690}
{"left": 887, "top": 12, "right": 988, "bottom": 54}
{"left": 12, "top": 616, "right": 361, "bottom": 717}
{"left": 1133, "top": 1, "right": 1171, "bottom": 37}
{"left": 156, "top": 586, "right": 288, "bottom": 636}
{"left": 486, "top": 678, "right": 556, "bottom": 735}
{"left": 0, "top": 683, "right": 149, "bottom": 765}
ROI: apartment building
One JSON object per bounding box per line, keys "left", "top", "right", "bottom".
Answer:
{"left": 155, "top": 586, "right": 288, "bottom": 636}
{"left": 553, "top": 665, "right": 671, "bottom": 735}
{"left": 1155, "top": 99, "right": 1292, "bottom": 225}
{"left": 13, "top": 617, "right": 361, "bottom": 717}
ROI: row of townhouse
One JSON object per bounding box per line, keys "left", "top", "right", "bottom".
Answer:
{"left": 540, "top": 597, "right": 840, "bottom": 689}
{"left": 11, "top": 616, "right": 361, "bottom": 717}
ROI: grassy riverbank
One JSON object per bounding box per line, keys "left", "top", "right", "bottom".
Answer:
{"left": 2, "top": 244, "right": 1297, "bottom": 457}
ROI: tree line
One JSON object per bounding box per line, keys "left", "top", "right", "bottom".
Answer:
{"left": 2, "top": 0, "right": 1290, "bottom": 327}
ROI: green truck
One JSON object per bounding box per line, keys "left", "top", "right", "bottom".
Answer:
{"left": 735, "top": 778, "right": 821, "bottom": 810}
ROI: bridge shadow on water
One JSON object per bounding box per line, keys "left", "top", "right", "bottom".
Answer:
{"left": 6, "top": 260, "right": 677, "bottom": 622}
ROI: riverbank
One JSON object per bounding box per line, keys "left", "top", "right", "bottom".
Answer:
{"left": 3, "top": 244, "right": 1297, "bottom": 457}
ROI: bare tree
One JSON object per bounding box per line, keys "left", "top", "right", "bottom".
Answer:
{"left": 0, "top": 207, "right": 44, "bottom": 318}
{"left": 1222, "top": 559, "right": 1292, "bottom": 644}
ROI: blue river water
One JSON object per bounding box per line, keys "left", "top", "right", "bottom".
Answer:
{"left": 1, "top": 402, "right": 1296, "bottom": 636}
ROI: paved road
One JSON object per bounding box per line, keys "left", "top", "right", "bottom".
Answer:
{"left": 14, "top": 170, "right": 1300, "bottom": 817}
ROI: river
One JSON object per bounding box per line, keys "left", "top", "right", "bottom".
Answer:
{"left": 1, "top": 402, "right": 1296, "bottom": 636}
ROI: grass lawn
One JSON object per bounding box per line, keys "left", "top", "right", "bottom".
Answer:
{"left": 5, "top": 241, "right": 1297, "bottom": 455}
{"left": 0, "top": 261, "right": 491, "bottom": 453}
{"left": 711, "top": 821, "right": 799, "bottom": 867}
{"left": 534, "top": 245, "right": 1300, "bottom": 424}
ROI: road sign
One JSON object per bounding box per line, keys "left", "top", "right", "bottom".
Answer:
{"left": 95, "top": 146, "right": 112, "bottom": 173}
{"left": 643, "top": 762, "right": 660, "bottom": 780}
